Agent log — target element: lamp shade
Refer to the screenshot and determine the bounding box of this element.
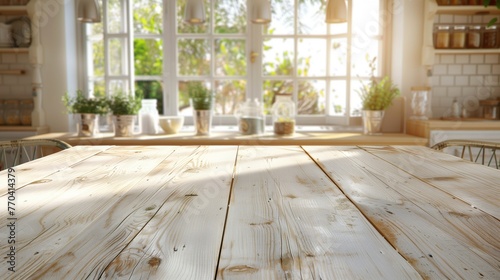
[325,0,347,24]
[184,0,206,24]
[78,0,101,23]
[252,0,271,24]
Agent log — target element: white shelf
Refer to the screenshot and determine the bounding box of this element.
[0,5,27,15]
[436,5,500,15]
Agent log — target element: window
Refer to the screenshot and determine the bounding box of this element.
[81,0,388,126]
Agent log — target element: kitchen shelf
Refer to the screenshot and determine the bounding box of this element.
[0,69,25,75]
[0,5,27,15]
[422,0,500,66]
[0,47,29,53]
[435,5,500,15]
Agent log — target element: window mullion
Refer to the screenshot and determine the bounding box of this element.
[164,0,177,115]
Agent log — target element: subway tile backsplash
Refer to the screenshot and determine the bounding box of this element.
[0,52,32,100]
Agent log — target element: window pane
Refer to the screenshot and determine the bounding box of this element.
[351,40,380,77]
[353,0,381,37]
[178,39,211,76]
[109,80,128,95]
[178,80,211,115]
[107,0,125,33]
[263,38,294,77]
[263,80,293,114]
[264,0,294,35]
[133,0,163,34]
[134,38,163,75]
[177,0,210,34]
[215,39,246,77]
[329,80,347,116]
[89,39,104,77]
[214,80,246,115]
[330,38,347,76]
[135,81,163,114]
[350,79,367,117]
[298,0,326,35]
[109,38,127,76]
[214,0,246,34]
[89,79,105,97]
[298,80,325,115]
[297,39,326,77]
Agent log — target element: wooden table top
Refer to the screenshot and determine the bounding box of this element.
[1,145,498,279]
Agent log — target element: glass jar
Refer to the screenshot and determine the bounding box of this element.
[467,25,482,48]
[479,99,499,120]
[434,25,450,49]
[483,25,498,48]
[410,86,430,120]
[236,98,265,135]
[4,99,20,125]
[468,0,481,4]
[450,0,464,4]
[139,99,160,135]
[20,98,33,125]
[437,0,450,5]
[451,25,467,48]
[272,94,295,135]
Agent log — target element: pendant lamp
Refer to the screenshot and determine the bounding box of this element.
[325,0,347,24]
[184,0,206,24]
[252,0,271,24]
[78,0,101,23]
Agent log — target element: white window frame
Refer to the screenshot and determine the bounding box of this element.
[79,0,391,127]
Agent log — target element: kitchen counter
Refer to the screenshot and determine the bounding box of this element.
[406,118,500,139]
[26,130,428,146]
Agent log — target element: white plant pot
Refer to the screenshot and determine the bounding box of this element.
[113,115,136,137]
[77,113,99,137]
[193,110,212,135]
[362,110,385,135]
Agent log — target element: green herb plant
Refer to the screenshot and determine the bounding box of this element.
[108,92,142,115]
[63,90,109,115]
[358,57,400,111]
[484,0,500,26]
[187,82,214,110]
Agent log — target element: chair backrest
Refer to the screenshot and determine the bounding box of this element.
[431,140,500,169]
[0,139,72,171]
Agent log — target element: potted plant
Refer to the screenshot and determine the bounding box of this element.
[358,57,400,135]
[62,90,109,137]
[188,81,214,135]
[107,92,142,137]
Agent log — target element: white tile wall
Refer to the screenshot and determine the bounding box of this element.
[431,14,500,118]
[0,52,32,100]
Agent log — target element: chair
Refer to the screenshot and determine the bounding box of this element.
[0,139,72,171]
[431,140,500,169]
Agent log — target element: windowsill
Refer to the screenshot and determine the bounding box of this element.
[26,125,428,146]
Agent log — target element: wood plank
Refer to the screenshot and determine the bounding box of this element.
[303,145,500,280]
[369,145,500,219]
[217,146,421,279]
[100,146,237,279]
[0,145,112,195]
[0,146,177,279]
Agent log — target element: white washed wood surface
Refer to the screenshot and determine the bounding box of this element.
[101,146,237,279]
[376,145,500,219]
[0,146,178,279]
[217,146,421,279]
[0,145,112,195]
[303,145,500,280]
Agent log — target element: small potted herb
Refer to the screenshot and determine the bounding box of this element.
[358,57,400,135]
[107,92,142,137]
[62,90,109,137]
[187,81,214,135]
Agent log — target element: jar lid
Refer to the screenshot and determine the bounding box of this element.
[4,99,19,105]
[479,99,500,106]
[411,86,431,91]
[469,25,481,30]
[20,98,33,104]
[485,25,498,30]
[436,25,450,30]
[453,25,466,30]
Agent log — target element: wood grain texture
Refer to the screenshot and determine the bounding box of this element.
[217,146,421,279]
[303,145,500,280]
[381,145,500,219]
[0,146,177,279]
[101,146,237,279]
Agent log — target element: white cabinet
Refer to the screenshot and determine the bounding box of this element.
[422,0,500,66]
[0,1,46,130]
